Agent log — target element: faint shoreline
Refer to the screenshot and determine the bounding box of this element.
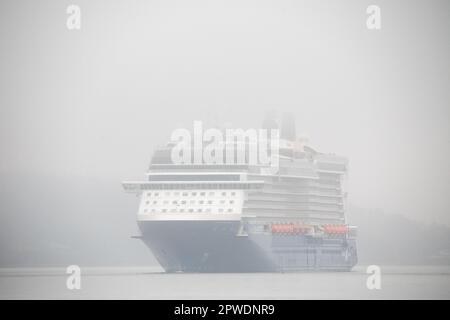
[1,265,450,277]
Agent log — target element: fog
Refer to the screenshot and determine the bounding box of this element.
[0,0,449,267]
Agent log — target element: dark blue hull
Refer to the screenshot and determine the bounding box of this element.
[138,221,357,272]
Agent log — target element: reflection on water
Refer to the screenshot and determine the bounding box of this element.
[1,266,449,299]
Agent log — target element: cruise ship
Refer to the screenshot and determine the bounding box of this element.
[123,113,357,272]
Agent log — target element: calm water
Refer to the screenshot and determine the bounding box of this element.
[1,266,449,299]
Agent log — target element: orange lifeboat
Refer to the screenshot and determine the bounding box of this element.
[271,223,311,234]
[322,224,348,234]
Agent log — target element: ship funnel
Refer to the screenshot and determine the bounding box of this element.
[280,112,296,141]
[262,111,278,131]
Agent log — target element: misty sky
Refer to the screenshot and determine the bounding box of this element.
[0,0,449,226]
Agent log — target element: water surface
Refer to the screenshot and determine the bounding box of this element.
[1,266,449,299]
